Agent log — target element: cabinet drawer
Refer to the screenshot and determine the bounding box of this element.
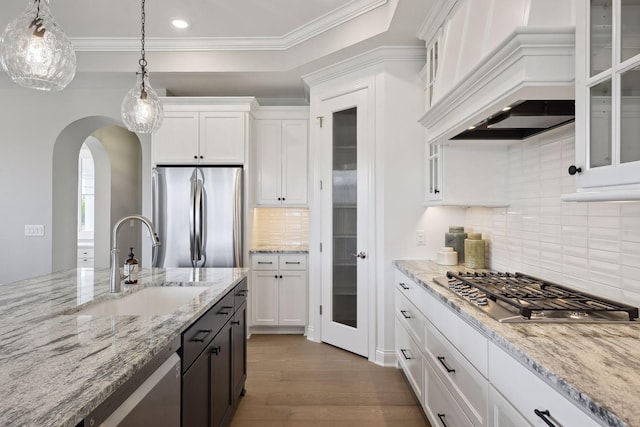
[395,318,423,401]
[182,290,235,372]
[251,255,278,270]
[395,288,424,347]
[489,385,532,427]
[279,254,307,270]
[424,357,474,427]
[423,287,488,377]
[488,342,600,427]
[425,320,488,426]
[233,278,248,312]
[395,271,425,316]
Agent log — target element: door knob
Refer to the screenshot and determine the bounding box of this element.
[352,251,367,259]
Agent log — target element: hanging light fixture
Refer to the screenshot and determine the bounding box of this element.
[0,0,77,91]
[121,0,163,134]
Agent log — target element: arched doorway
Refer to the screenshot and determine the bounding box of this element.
[52,117,144,272]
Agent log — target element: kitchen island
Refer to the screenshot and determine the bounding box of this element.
[394,260,640,427]
[0,267,248,427]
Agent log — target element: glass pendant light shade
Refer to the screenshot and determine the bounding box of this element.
[121,71,164,133]
[0,0,77,91]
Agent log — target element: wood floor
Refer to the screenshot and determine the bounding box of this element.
[231,334,430,427]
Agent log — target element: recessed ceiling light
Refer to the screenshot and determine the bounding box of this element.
[171,19,189,29]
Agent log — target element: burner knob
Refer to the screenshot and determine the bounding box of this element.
[476,297,488,306]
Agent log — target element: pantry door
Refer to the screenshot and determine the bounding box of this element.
[319,87,371,358]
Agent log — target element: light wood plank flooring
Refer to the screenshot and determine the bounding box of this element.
[231,334,430,427]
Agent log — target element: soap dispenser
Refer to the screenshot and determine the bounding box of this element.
[124,247,139,284]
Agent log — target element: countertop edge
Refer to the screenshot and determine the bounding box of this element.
[393,260,627,427]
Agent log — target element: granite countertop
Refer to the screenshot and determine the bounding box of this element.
[394,260,640,427]
[0,266,248,427]
[249,245,309,254]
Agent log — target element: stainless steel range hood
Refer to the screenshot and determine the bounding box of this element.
[451,100,575,140]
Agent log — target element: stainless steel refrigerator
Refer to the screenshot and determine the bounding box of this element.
[152,166,243,268]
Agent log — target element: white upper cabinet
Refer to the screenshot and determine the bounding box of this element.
[563,0,640,201]
[152,98,257,166]
[254,108,308,206]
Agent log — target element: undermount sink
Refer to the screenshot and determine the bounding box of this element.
[71,286,210,316]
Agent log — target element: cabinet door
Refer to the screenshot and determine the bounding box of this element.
[152,111,199,165]
[255,120,283,204]
[489,386,532,427]
[278,270,307,325]
[232,302,247,403]
[425,142,442,202]
[182,345,210,427]
[281,120,308,205]
[251,271,279,325]
[200,112,246,164]
[211,322,233,427]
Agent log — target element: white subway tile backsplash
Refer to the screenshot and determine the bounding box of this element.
[461,126,640,303]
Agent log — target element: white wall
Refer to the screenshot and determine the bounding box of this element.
[0,75,150,284]
[456,123,640,306]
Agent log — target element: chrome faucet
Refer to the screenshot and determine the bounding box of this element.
[110,215,161,293]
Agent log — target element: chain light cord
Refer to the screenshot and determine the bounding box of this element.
[139,0,148,98]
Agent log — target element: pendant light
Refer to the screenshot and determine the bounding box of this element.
[0,0,76,91]
[121,0,163,134]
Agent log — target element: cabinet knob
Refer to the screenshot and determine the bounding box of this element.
[193,155,198,159]
[277,197,282,201]
[434,189,440,194]
[568,165,582,175]
[200,155,203,159]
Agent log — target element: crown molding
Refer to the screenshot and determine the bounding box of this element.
[71,0,388,52]
[301,46,426,88]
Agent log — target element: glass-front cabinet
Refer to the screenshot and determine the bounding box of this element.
[569,0,640,198]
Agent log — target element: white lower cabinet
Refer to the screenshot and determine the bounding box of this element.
[394,268,605,427]
[488,386,531,427]
[251,254,308,327]
[424,356,474,427]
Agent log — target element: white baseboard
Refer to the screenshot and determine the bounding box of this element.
[250,325,306,335]
[375,347,398,367]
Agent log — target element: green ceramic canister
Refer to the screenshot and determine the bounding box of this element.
[445,226,467,262]
[464,233,485,269]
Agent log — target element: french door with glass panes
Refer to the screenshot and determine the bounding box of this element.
[318,87,371,358]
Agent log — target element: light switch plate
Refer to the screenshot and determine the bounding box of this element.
[416,230,425,246]
[25,225,45,237]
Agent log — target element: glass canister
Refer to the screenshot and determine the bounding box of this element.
[445,226,467,263]
[464,233,485,269]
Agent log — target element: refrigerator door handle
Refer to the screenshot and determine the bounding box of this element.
[151,168,160,267]
[189,174,197,265]
[195,177,204,264]
[232,169,243,267]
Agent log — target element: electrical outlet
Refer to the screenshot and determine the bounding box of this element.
[416,230,425,246]
[25,225,45,237]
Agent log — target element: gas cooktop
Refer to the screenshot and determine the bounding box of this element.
[434,271,639,323]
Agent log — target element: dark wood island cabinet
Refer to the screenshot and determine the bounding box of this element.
[182,278,248,427]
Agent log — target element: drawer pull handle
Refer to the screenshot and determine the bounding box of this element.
[257,261,273,264]
[231,320,240,325]
[191,329,212,343]
[235,290,247,296]
[400,349,412,360]
[285,261,301,264]
[437,356,456,373]
[399,283,410,290]
[437,413,448,427]
[400,310,411,319]
[534,409,557,427]
[218,307,232,315]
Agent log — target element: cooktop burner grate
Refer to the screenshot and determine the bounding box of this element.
[446,271,639,321]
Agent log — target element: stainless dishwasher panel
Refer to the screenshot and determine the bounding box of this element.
[101,352,181,427]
